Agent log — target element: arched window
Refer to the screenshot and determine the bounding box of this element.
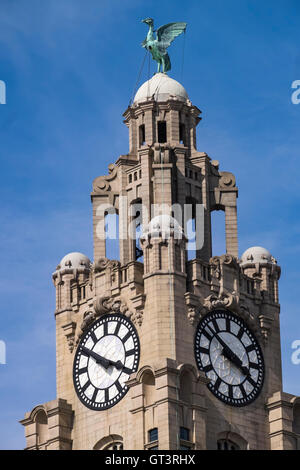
[35,409,48,449]
[93,434,123,450]
[217,439,240,450]
[217,431,248,450]
[142,370,156,407]
[211,208,226,256]
[105,211,120,260]
[130,199,143,262]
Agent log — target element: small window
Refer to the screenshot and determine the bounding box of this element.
[148,428,158,443]
[139,124,145,146]
[129,174,132,183]
[217,439,240,451]
[180,427,190,441]
[179,123,186,145]
[157,121,167,143]
[139,169,142,179]
[134,172,137,181]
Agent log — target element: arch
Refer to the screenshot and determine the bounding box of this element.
[105,208,120,261]
[142,370,156,407]
[129,198,143,262]
[93,434,123,450]
[211,208,226,256]
[217,431,248,450]
[35,409,48,447]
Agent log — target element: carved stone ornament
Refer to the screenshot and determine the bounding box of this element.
[219,171,236,188]
[62,322,77,353]
[204,290,239,312]
[94,257,120,273]
[76,296,143,344]
[93,164,118,192]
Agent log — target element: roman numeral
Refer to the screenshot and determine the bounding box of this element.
[105,388,109,403]
[228,385,233,399]
[226,318,231,332]
[249,362,260,370]
[203,364,213,373]
[103,321,108,336]
[125,349,135,357]
[122,367,133,375]
[78,367,88,375]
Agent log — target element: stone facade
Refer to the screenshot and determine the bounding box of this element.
[21,74,299,450]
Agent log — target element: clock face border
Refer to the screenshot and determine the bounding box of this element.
[194,309,265,407]
[73,313,140,411]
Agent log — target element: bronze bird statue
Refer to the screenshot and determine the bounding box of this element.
[141,18,187,74]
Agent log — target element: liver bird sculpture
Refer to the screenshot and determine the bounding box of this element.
[141,18,187,74]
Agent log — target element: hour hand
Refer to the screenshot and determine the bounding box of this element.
[221,346,249,376]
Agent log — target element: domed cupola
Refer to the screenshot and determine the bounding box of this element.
[133,73,189,104]
[123,73,201,157]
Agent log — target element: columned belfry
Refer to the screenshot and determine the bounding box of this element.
[21,69,299,450]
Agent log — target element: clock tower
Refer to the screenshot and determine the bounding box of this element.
[21,72,300,450]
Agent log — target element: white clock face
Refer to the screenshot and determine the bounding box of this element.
[194,310,264,407]
[73,314,140,410]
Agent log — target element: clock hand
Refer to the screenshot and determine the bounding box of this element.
[221,347,249,376]
[206,324,249,376]
[82,346,124,370]
[81,346,110,369]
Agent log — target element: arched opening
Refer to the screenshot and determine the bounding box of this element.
[211,208,226,257]
[142,370,156,407]
[35,409,48,448]
[216,431,248,450]
[130,199,143,262]
[185,197,196,260]
[157,121,167,143]
[179,370,192,404]
[105,210,120,260]
[93,434,123,450]
[139,124,146,147]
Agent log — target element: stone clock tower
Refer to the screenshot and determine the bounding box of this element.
[21,73,300,450]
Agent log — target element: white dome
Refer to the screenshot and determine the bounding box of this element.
[142,215,184,239]
[134,73,189,104]
[57,252,91,271]
[240,246,276,266]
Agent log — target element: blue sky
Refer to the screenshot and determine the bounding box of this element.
[0,0,299,449]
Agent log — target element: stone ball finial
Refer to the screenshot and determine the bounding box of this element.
[141,214,184,240]
[55,252,91,272]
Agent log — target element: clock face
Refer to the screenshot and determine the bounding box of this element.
[194,310,264,407]
[73,313,140,410]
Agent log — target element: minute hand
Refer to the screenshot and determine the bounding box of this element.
[206,324,249,375]
[81,346,124,370]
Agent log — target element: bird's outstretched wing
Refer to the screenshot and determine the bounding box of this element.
[156,22,187,49]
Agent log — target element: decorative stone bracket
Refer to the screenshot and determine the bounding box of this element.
[62,322,77,353]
